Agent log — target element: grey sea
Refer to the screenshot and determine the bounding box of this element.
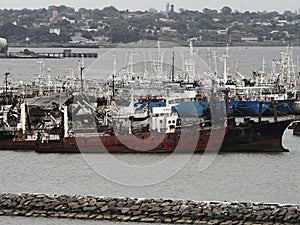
[0,46,300,224]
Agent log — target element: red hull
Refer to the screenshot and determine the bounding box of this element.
[0,139,36,151]
[36,127,225,153]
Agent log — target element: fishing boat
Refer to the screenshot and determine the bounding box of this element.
[0,86,293,153]
[210,44,299,118]
[34,90,293,153]
[0,92,73,150]
[34,117,292,153]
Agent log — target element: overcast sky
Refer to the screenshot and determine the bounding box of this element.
[0,0,299,13]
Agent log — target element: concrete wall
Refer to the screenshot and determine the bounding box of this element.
[0,193,299,224]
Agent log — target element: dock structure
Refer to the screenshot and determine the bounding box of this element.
[37,52,98,58]
[3,49,98,59]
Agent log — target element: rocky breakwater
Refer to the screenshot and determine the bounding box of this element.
[0,193,299,224]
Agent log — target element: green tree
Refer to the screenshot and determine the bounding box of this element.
[221,6,232,16]
[109,19,129,43]
[102,6,120,17]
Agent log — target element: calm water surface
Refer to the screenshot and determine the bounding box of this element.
[0,128,299,203]
[0,46,300,224]
[1,45,300,83]
[0,129,299,225]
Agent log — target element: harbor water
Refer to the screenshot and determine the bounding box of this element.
[0,46,300,224]
[0,128,300,224]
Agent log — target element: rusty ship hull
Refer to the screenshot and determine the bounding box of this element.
[0,131,37,151]
[0,139,36,151]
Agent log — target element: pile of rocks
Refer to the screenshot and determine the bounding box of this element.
[0,193,299,224]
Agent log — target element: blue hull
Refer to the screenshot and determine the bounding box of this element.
[264,99,296,115]
[174,101,210,117]
[230,100,269,116]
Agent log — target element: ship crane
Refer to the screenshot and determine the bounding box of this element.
[233,59,246,82]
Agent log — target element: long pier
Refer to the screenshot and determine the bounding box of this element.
[3,50,98,59]
[38,52,98,58]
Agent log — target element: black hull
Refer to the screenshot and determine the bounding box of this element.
[221,119,292,152]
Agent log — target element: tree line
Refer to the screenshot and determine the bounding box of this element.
[0,5,299,45]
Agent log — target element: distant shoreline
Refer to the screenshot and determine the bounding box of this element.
[7,41,300,49]
[9,41,300,48]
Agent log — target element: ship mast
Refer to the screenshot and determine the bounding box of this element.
[184,40,196,82]
[47,67,51,96]
[37,61,43,96]
[153,41,164,81]
[112,54,116,97]
[4,71,10,97]
[80,55,85,94]
[222,43,229,83]
[171,51,175,82]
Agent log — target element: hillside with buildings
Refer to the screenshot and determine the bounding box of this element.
[0,4,300,47]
